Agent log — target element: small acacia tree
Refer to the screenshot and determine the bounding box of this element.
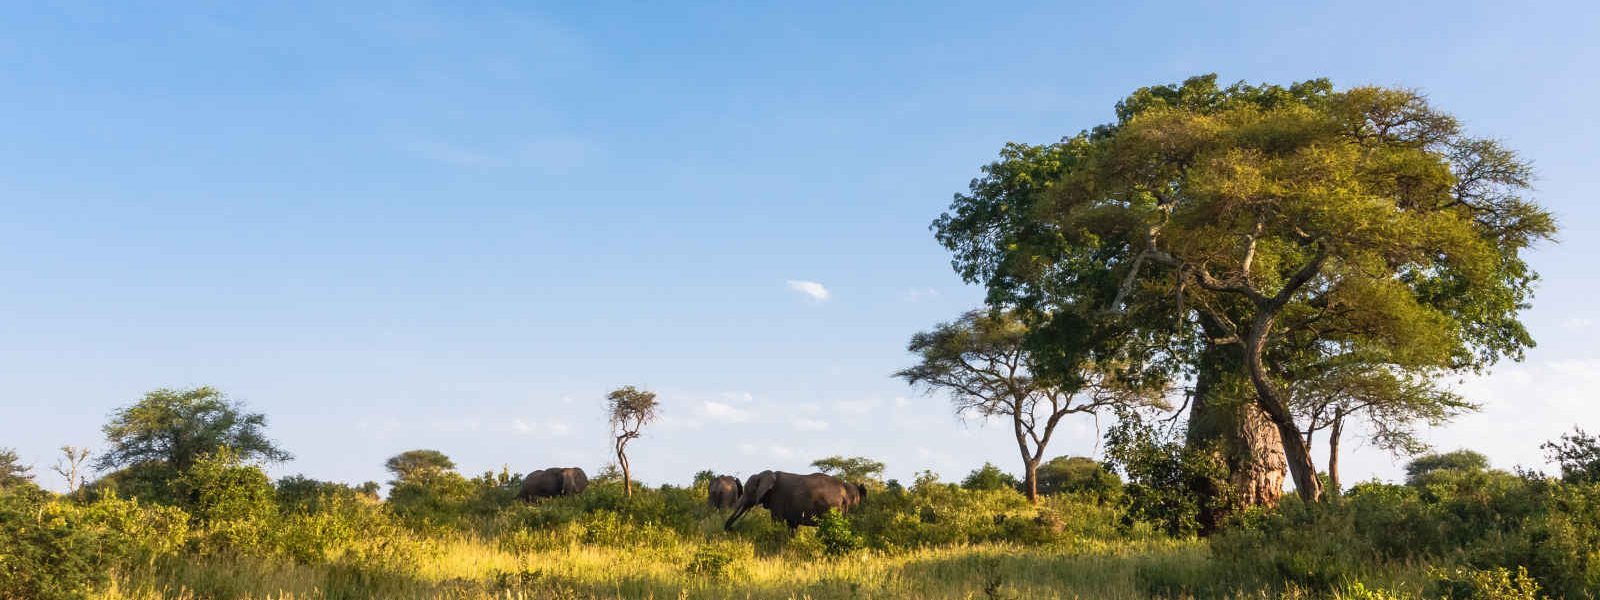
[605,385,658,497]
[897,309,1162,502]
[96,386,290,473]
[810,455,887,486]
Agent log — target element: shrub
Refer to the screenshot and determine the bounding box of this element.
[1104,418,1227,537]
[0,487,104,600]
[176,450,280,552]
[961,463,1020,492]
[685,541,752,579]
[817,508,862,556]
[1431,566,1542,600]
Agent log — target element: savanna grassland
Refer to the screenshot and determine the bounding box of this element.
[5,430,1600,600]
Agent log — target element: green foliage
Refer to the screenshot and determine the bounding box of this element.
[810,455,887,485]
[1104,416,1228,537]
[685,541,752,579]
[178,449,280,551]
[82,461,182,505]
[1431,566,1542,600]
[96,386,290,472]
[961,462,1020,492]
[1406,450,1491,486]
[0,486,103,600]
[816,508,863,556]
[933,75,1555,502]
[0,448,34,489]
[1543,428,1600,485]
[384,449,457,481]
[1036,456,1124,502]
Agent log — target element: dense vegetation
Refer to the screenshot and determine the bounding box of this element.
[4,402,1598,599]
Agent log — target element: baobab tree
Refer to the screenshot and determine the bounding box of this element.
[605,385,658,497]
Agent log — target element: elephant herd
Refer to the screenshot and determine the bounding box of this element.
[515,467,867,530]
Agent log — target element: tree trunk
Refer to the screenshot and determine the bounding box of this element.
[1023,458,1040,503]
[1327,414,1343,497]
[616,438,633,497]
[1187,336,1287,533]
[1243,317,1323,503]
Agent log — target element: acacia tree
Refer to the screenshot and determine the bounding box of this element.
[810,455,886,485]
[605,385,658,497]
[934,76,1553,503]
[897,310,1162,502]
[0,448,33,488]
[1287,361,1472,493]
[97,387,291,472]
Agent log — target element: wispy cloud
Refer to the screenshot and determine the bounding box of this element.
[700,400,754,423]
[406,137,594,173]
[792,418,829,431]
[786,280,831,301]
[904,288,940,302]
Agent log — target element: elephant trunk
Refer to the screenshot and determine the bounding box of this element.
[723,504,747,531]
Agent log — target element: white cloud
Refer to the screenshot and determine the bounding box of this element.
[786,280,831,301]
[701,400,754,423]
[1562,316,1594,329]
[510,418,572,437]
[904,288,940,302]
[793,418,830,431]
[831,398,880,415]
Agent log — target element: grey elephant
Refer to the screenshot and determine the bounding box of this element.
[723,470,866,530]
[517,467,589,500]
[706,475,743,510]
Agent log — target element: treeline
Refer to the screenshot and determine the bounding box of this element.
[4,385,1600,598]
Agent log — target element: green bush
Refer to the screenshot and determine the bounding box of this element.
[177,450,280,552]
[685,541,752,579]
[0,487,105,600]
[816,508,862,556]
[1431,566,1542,600]
[961,462,1020,492]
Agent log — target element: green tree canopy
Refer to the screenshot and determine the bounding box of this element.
[810,455,886,485]
[960,462,1020,491]
[384,449,457,484]
[606,385,659,497]
[0,448,34,489]
[897,309,1161,502]
[1542,428,1600,485]
[96,387,290,472]
[1405,449,1490,486]
[932,75,1554,502]
[1036,456,1123,501]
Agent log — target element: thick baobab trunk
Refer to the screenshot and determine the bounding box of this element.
[1187,339,1287,533]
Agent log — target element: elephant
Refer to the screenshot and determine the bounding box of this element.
[723,470,866,531]
[517,467,588,500]
[706,475,743,510]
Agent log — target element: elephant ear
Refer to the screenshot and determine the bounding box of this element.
[746,471,777,504]
[734,477,744,498]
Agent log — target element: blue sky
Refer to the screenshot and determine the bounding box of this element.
[3,1,1597,491]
